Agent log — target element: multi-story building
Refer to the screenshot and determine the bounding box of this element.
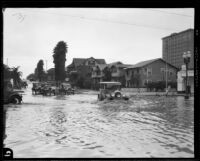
[162,28,194,70]
[125,58,178,88]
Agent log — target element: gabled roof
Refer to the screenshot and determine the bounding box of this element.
[94,59,106,64]
[108,61,123,66]
[108,61,132,68]
[125,58,178,70]
[67,57,106,68]
[97,64,107,70]
[117,64,133,68]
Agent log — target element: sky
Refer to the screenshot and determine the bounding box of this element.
[3,8,194,78]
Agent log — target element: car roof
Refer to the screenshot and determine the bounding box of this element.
[100,82,121,85]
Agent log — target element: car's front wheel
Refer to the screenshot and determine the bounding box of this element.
[115,92,122,98]
[10,95,22,104]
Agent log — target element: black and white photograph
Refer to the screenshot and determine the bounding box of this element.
[3,8,195,158]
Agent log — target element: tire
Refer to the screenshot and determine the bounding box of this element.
[98,94,104,101]
[10,95,22,104]
[115,92,122,98]
[124,97,129,100]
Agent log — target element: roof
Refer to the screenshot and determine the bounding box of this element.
[125,58,178,70]
[117,64,133,68]
[162,28,194,39]
[67,57,106,68]
[97,64,107,70]
[125,58,160,69]
[108,61,132,68]
[108,61,123,66]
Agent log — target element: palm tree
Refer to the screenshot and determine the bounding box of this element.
[36,60,45,82]
[53,41,67,83]
[11,66,22,89]
[3,64,12,79]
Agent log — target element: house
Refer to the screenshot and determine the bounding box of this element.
[125,58,178,88]
[67,57,106,74]
[91,61,132,89]
[108,62,132,86]
[46,68,55,81]
[66,57,106,88]
[91,64,107,89]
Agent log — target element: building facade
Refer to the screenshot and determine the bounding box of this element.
[66,57,106,88]
[109,62,131,86]
[91,64,107,89]
[162,28,194,70]
[125,58,178,88]
[91,61,131,89]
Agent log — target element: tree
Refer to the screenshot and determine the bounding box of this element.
[130,73,140,87]
[26,73,36,81]
[102,67,112,81]
[10,66,22,88]
[3,64,12,79]
[36,60,45,82]
[53,41,67,82]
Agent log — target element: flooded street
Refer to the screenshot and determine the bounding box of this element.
[4,84,194,158]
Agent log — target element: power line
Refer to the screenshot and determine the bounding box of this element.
[20,9,184,31]
[145,9,193,18]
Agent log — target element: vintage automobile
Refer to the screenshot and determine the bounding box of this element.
[98,82,129,101]
[4,80,23,104]
[60,83,75,95]
[32,82,42,95]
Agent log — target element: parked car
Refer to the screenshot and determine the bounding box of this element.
[98,82,129,101]
[4,80,22,104]
[32,82,42,95]
[4,90,23,104]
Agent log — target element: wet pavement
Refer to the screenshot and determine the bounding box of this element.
[3,84,194,158]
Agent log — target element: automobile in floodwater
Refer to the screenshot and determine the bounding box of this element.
[4,80,23,104]
[98,82,129,101]
[61,83,75,95]
[32,82,74,95]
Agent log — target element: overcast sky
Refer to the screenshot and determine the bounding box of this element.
[3,8,194,78]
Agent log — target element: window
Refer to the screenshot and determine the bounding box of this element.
[147,68,152,75]
[112,66,117,73]
[143,68,147,74]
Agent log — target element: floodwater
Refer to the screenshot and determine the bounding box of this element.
[3,84,194,158]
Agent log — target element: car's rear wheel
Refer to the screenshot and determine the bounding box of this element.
[98,94,104,101]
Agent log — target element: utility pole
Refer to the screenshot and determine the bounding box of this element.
[165,56,168,92]
[45,60,47,72]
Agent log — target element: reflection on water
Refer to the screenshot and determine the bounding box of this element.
[4,86,194,158]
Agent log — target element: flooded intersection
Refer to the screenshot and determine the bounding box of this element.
[4,85,194,158]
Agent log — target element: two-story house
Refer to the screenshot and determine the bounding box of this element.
[125,58,178,88]
[66,57,106,88]
[109,62,132,86]
[91,61,132,89]
[91,64,107,89]
[67,57,106,73]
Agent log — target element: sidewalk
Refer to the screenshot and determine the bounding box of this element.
[121,90,194,97]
